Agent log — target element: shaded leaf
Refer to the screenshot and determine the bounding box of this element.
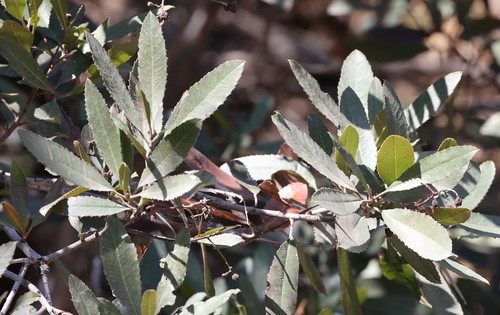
[138,12,166,134]
[0,241,17,276]
[437,138,457,151]
[313,188,361,215]
[50,0,68,29]
[461,160,495,211]
[405,72,462,132]
[139,171,213,201]
[226,159,260,200]
[106,12,148,41]
[179,289,240,315]
[164,60,245,136]
[308,114,333,155]
[367,77,384,125]
[18,130,113,191]
[85,80,123,177]
[34,100,62,124]
[68,196,129,217]
[39,185,88,216]
[297,246,327,294]
[86,32,142,132]
[201,243,215,297]
[0,37,52,91]
[289,60,338,125]
[337,248,363,315]
[141,290,156,315]
[335,213,370,253]
[0,20,34,50]
[10,160,28,226]
[68,274,100,315]
[100,217,141,315]
[1,202,24,233]
[383,81,413,140]
[272,112,356,191]
[431,207,471,225]
[389,234,440,284]
[139,120,200,186]
[312,222,336,250]
[339,88,377,170]
[265,239,299,315]
[382,209,452,260]
[416,271,464,315]
[387,146,478,192]
[377,135,414,186]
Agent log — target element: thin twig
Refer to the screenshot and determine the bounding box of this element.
[0,264,29,315]
[195,192,336,222]
[43,227,106,263]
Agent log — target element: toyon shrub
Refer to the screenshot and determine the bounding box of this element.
[0,2,497,315]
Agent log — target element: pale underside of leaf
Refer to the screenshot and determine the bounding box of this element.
[335,213,370,253]
[313,188,361,215]
[68,196,129,217]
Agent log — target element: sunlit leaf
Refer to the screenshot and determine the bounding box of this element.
[68,196,129,217]
[100,217,141,315]
[377,135,414,186]
[437,138,457,151]
[0,20,34,50]
[405,72,462,132]
[139,12,166,134]
[461,160,495,211]
[68,274,100,315]
[265,239,299,315]
[34,100,62,124]
[334,125,359,174]
[313,188,361,215]
[289,60,338,125]
[431,207,471,225]
[338,49,373,111]
[272,112,356,191]
[383,209,452,260]
[163,60,245,136]
[4,0,26,21]
[460,213,500,238]
[0,241,17,276]
[368,77,383,125]
[139,171,213,201]
[19,130,113,191]
[141,290,156,315]
[440,257,489,285]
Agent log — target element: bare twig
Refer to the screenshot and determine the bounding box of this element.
[0,264,29,315]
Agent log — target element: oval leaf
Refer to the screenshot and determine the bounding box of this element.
[437,138,457,151]
[265,239,299,315]
[382,209,452,260]
[18,130,113,191]
[68,196,129,217]
[141,290,157,315]
[313,188,361,215]
[163,60,245,136]
[431,207,471,225]
[334,125,359,174]
[100,217,141,315]
[377,135,414,186]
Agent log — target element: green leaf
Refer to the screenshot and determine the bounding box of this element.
[0,37,52,91]
[34,100,62,124]
[297,246,327,295]
[84,80,123,177]
[27,0,42,27]
[18,130,113,191]
[388,235,440,284]
[180,289,241,314]
[5,0,26,22]
[265,239,299,315]
[386,146,478,192]
[141,290,156,315]
[156,229,190,313]
[289,60,339,125]
[138,12,166,134]
[163,60,245,136]
[201,244,215,296]
[337,248,363,315]
[139,120,201,186]
[382,209,452,260]
[1,202,24,234]
[272,112,356,191]
[139,171,213,201]
[335,213,370,253]
[338,49,373,111]
[0,241,17,276]
[10,160,28,227]
[437,138,457,151]
[461,160,495,211]
[50,0,68,29]
[431,207,471,225]
[405,72,462,132]
[415,271,464,315]
[377,135,414,186]
[0,20,34,50]
[39,185,88,216]
[100,217,141,315]
[313,188,361,215]
[383,81,413,140]
[460,213,500,238]
[68,274,100,315]
[379,243,421,298]
[334,125,359,174]
[86,32,142,133]
[88,37,139,77]
[367,77,383,125]
[68,196,129,217]
[308,114,333,156]
[196,233,244,248]
[339,88,377,170]
[118,163,131,192]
